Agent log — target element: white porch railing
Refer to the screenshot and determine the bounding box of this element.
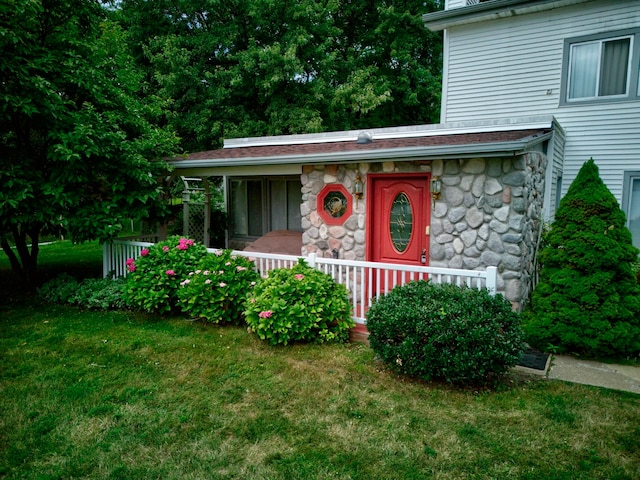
[104,240,498,325]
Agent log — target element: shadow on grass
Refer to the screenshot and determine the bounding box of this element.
[0,240,103,305]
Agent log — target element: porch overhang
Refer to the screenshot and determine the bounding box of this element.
[422,0,595,31]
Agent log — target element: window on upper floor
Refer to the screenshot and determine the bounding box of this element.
[562,29,640,105]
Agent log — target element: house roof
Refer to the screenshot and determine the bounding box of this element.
[168,118,554,170]
[422,0,595,31]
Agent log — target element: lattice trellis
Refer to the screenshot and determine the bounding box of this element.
[181,177,210,246]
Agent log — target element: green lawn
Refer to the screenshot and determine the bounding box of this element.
[1,242,639,479]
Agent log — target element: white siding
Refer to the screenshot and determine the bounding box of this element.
[543,119,566,221]
[443,0,640,206]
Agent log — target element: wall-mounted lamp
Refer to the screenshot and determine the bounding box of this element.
[431,176,442,207]
[354,174,364,207]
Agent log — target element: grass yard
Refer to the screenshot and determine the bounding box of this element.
[1,242,639,479]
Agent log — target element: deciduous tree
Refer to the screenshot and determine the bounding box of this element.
[116,0,443,152]
[0,0,179,283]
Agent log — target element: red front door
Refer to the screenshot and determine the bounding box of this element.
[367,174,431,266]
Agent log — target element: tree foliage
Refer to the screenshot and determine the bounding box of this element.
[115,0,443,151]
[525,159,640,357]
[0,0,179,283]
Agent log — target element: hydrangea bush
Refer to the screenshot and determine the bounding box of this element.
[244,260,353,345]
[177,249,259,324]
[123,236,207,314]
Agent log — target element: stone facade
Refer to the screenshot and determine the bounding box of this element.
[300,152,547,309]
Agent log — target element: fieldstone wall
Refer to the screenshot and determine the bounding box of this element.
[301,163,370,260]
[300,153,547,309]
[430,153,546,309]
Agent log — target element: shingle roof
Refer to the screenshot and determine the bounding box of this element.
[169,128,550,168]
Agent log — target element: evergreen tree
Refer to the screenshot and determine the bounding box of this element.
[525,159,640,357]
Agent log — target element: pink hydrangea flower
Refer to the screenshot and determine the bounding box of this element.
[219,282,227,288]
[178,237,193,250]
[180,279,191,286]
[236,266,247,271]
[126,258,136,272]
[205,279,212,285]
[294,274,304,280]
[140,248,150,257]
[163,246,170,252]
[166,269,176,276]
[177,237,195,250]
[258,310,272,319]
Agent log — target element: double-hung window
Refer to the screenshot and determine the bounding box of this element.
[562,29,640,104]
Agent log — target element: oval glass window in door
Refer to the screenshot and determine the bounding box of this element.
[390,192,413,252]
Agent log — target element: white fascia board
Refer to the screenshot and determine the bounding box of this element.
[223,115,554,149]
[169,131,553,170]
[423,0,594,31]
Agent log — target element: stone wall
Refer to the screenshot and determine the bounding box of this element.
[430,153,547,309]
[299,153,547,309]
[301,163,370,260]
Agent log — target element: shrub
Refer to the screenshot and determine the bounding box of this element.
[38,273,79,304]
[123,236,207,314]
[38,274,127,310]
[70,277,128,310]
[244,260,353,345]
[525,159,640,357]
[177,249,259,324]
[367,281,524,387]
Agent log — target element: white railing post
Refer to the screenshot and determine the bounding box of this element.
[307,252,317,268]
[485,266,498,295]
[102,242,111,278]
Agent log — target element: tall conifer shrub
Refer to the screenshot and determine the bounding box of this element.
[525,159,640,357]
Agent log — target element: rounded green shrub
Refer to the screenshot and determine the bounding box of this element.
[367,281,524,387]
[244,260,353,345]
[177,249,260,324]
[525,159,640,357]
[123,236,207,314]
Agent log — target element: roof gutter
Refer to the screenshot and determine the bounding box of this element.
[422,0,594,31]
[168,132,552,170]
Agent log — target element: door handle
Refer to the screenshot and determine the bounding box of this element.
[420,249,427,264]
